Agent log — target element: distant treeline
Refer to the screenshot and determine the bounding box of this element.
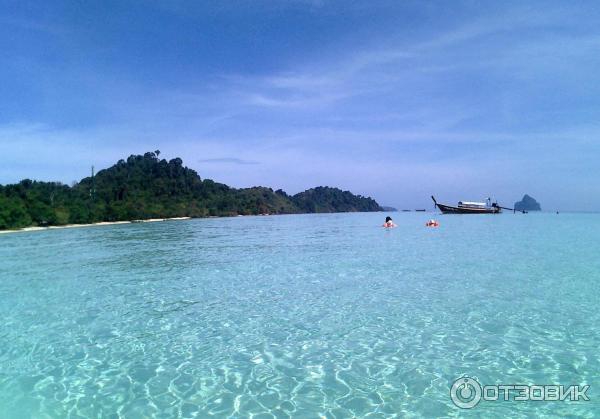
[0,151,382,229]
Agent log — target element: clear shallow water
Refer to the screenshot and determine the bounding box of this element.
[1,212,599,418]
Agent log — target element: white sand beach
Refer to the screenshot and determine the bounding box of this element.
[0,217,192,235]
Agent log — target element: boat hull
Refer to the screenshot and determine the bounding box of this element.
[435,203,501,214]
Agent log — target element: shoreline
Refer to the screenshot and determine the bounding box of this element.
[0,217,192,235]
[0,211,393,236]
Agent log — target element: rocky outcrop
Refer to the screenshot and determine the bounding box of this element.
[514,194,541,211]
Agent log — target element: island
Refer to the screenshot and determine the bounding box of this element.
[0,151,383,230]
[514,194,541,212]
[381,206,398,212]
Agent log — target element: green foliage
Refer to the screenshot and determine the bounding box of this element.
[0,152,382,230]
[292,186,382,213]
[0,194,32,229]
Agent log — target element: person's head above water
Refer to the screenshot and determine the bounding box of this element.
[385,216,392,222]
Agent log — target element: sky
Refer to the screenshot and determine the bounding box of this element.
[1,0,599,211]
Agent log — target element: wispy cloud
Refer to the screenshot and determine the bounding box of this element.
[198,157,260,165]
[2,2,600,210]
[0,16,66,35]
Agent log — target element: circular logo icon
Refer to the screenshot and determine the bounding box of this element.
[450,377,482,409]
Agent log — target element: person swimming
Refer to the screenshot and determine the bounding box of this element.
[382,216,397,228]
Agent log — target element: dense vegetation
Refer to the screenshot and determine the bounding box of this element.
[0,151,382,230]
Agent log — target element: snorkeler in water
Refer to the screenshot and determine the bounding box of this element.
[382,216,397,228]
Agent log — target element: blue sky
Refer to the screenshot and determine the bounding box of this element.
[1,0,599,210]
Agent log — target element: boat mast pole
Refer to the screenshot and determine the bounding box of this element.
[90,165,95,202]
[496,205,526,214]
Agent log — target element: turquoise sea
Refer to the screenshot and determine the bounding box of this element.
[1,212,599,418]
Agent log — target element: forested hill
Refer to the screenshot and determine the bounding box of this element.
[291,186,381,213]
[0,151,382,229]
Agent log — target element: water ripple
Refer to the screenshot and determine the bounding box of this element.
[0,213,599,417]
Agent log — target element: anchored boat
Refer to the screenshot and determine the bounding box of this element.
[431,196,501,214]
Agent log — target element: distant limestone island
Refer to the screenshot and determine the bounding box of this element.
[0,151,383,230]
[514,194,542,212]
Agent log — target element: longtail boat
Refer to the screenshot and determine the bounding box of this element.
[431,196,501,214]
